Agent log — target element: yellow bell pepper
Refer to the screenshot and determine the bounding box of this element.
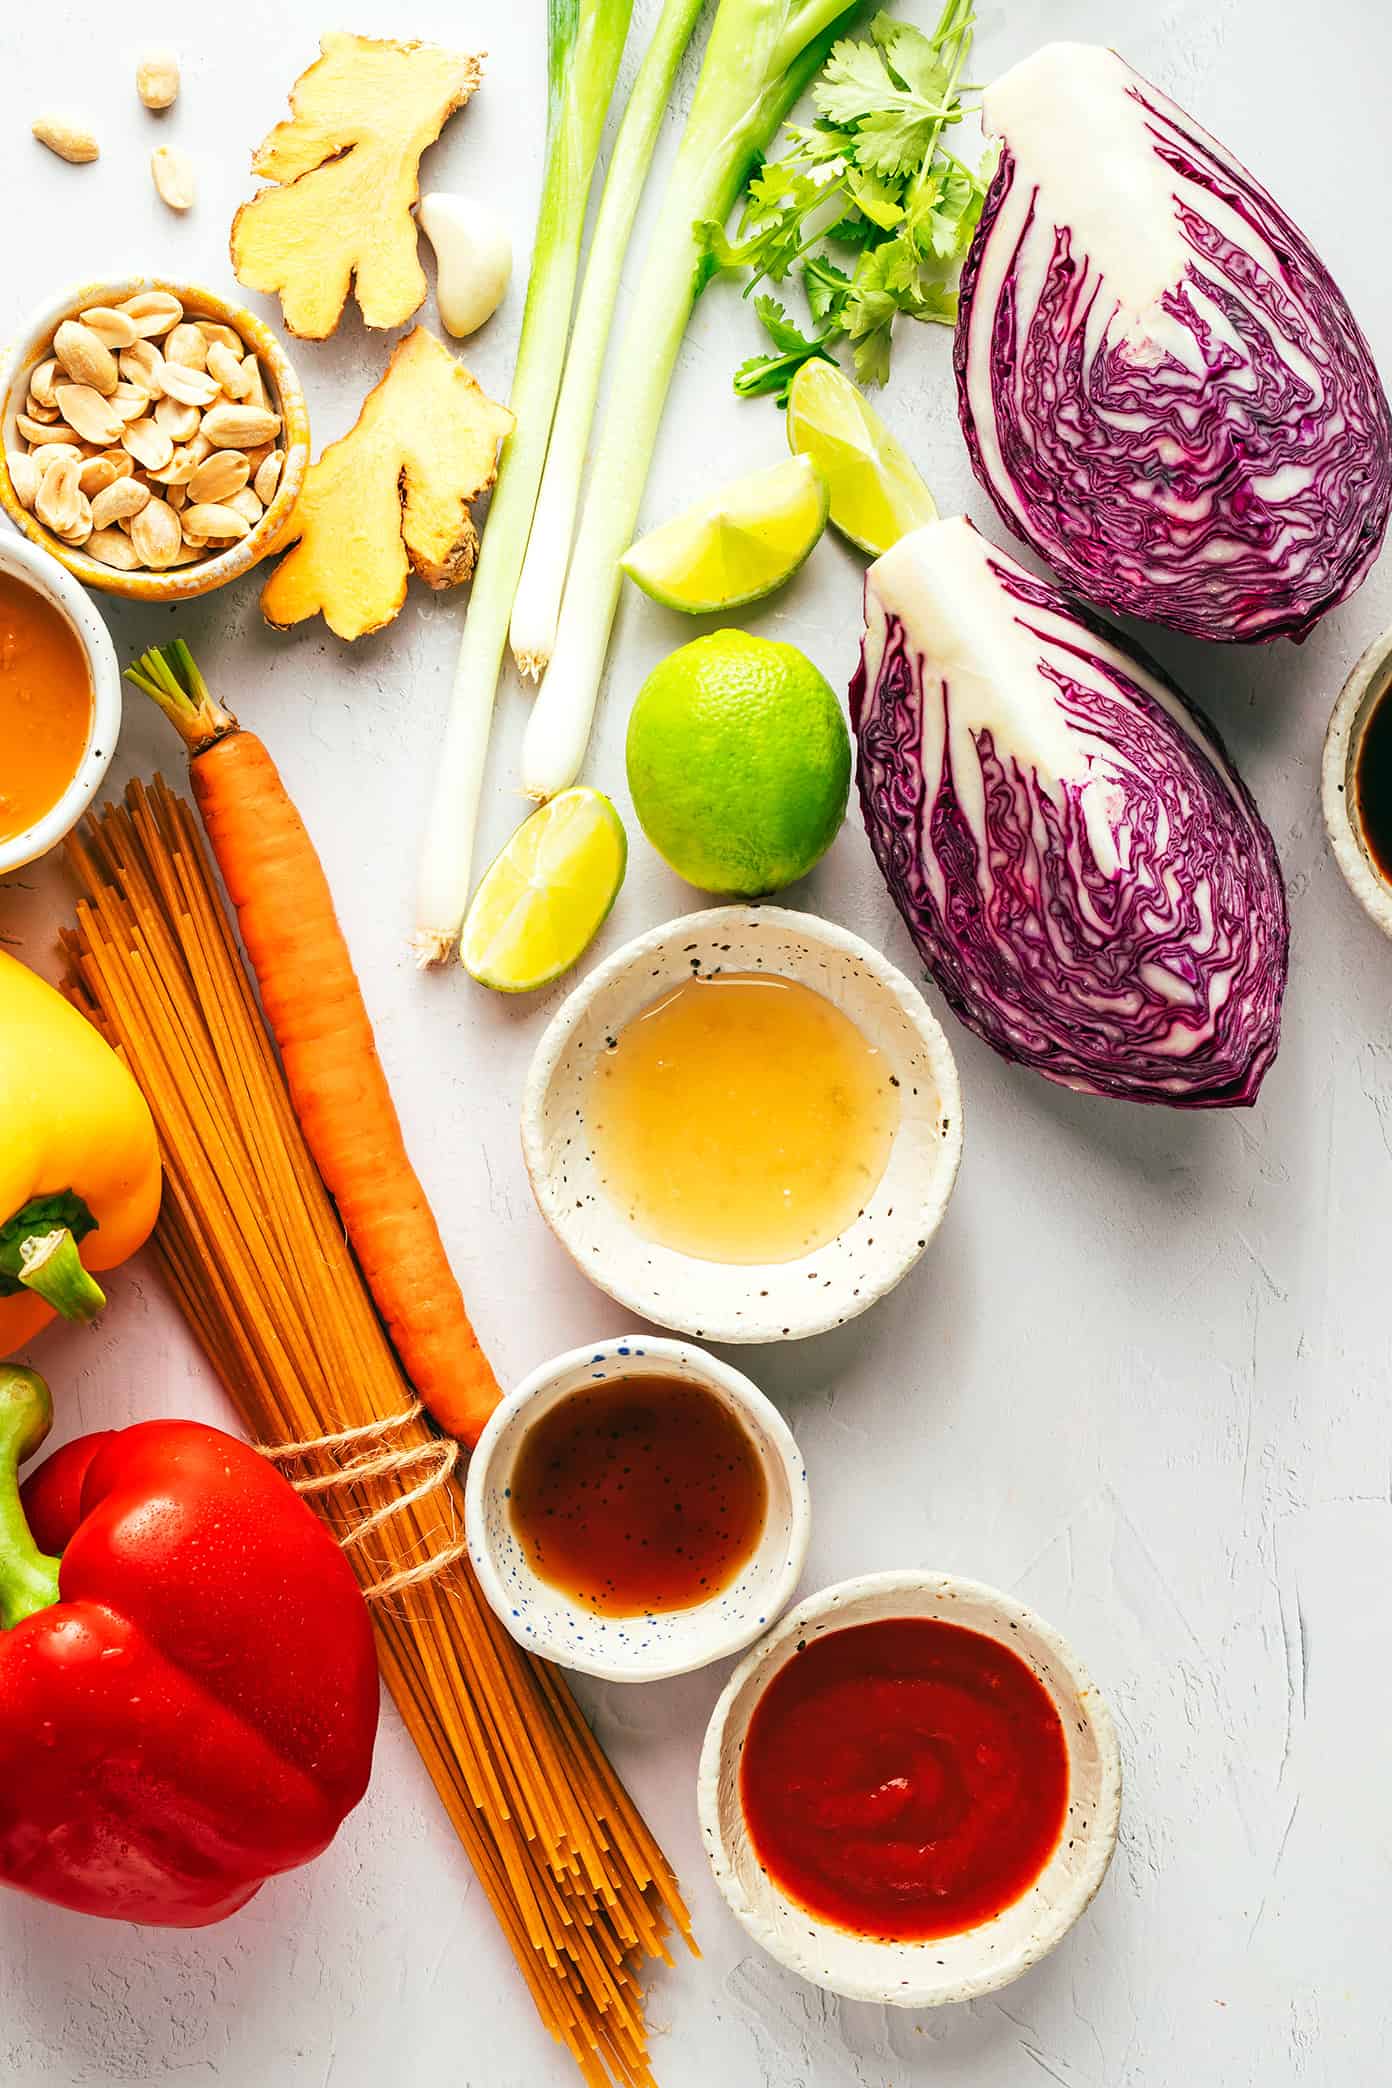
[0,951,161,1355]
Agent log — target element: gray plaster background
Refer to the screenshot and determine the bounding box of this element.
[1,1,1389,2082]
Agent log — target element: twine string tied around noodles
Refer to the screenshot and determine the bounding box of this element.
[256,1403,470,1600]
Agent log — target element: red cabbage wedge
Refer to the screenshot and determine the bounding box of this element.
[852,518,1289,1106]
[954,44,1392,644]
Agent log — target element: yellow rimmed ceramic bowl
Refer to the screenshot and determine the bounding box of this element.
[0,276,309,602]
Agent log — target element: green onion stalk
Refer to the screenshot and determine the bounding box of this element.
[414,0,634,967]
[520,0,868,807]
[509,0,708,683]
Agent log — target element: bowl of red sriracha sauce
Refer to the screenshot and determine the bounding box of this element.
[698,1569,1120,2005]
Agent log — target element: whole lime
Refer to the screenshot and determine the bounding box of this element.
[626,630,851,896]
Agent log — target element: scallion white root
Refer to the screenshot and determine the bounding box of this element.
[413,0,634,967]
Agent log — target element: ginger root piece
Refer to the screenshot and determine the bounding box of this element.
[261,327,513,641]
[230,34,483,340]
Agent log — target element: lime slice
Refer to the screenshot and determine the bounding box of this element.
[620,454,829,614]
[461,788,627,992]
[786,361,937,558]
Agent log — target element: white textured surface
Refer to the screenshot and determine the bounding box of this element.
[2,1,1391,2083]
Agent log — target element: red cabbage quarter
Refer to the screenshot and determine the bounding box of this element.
[955,43,1391,644]
[851,518,1289,1106]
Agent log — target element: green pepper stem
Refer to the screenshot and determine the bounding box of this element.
[17,1229,106,1324]
[0,1366,62,1630]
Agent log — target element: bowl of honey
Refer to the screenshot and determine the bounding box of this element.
[465,1336,811,1682]
[0,531,121,874]
[520,907,963,1345]
[698,1570,1121,2006]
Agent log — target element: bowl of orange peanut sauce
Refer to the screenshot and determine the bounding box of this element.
[0,531,120,874]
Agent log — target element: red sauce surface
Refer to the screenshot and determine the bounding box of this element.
[740,1617,1069,1940]
[509,1374,767,1617]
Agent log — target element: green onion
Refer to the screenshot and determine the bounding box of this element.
[509,0,708,684]
[520,0,866,807]
[414,0,634,967]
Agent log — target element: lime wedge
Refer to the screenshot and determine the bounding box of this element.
[786,361,937,558]
[461,788,627,992]
[620,454,829,614]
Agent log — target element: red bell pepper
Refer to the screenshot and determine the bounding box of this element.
[0,1364,379,1928]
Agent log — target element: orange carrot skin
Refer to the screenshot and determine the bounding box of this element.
[191,730,499,1446]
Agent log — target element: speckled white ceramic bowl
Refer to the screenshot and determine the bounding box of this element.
[465,1336,811,1683]
[698,1570,1122,2007]
[0,530,121,874]
[1322,623,1392,940]
[520,907,963,1345]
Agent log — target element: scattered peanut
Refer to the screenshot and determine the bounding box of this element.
[54,383,123,446]
[53,320,118,395]
[136,49,180,112]
[90,477,151,530]
[253,448,284,506]
[227,486,264,529]
[35,453,85,537]
[205,343,250,398]
[78,456,121,497]
[32,112,99,164]
[188,450,249,505]
[155,395,201,440]
[78,306,140,351]
[119,340,165,395]
[16,413,64,447]
[130,495,182,568]
[28,359,59,409]
[198,321,243,355]
[122,418,175,473]
[201,402,281,450]
[110,384,153,423]
[239,355,269,410]
[165,323,207,370]
[151,146,196,213]
[14,290,282,575]
[6,453,39,511]
[158,361,219,408]
[182,501,250,542]
[87,527,141,571]
[29,441,83,470]
[120,290,183,339]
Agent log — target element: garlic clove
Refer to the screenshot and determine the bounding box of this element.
[418,192,512,340]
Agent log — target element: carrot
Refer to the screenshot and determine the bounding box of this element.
[124,642,500,1447]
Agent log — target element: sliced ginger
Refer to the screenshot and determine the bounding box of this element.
[230,34,483,339]
[261,327,513,642]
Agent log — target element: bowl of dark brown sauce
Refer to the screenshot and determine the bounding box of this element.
[1323,626,1392,939]
[465,1336,811,1682]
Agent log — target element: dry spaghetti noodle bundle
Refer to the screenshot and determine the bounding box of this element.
[63,780,693,2088]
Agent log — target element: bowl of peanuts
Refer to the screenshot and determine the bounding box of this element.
[0,276,309,601]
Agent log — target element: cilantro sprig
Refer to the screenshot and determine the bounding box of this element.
[702,2,991,401]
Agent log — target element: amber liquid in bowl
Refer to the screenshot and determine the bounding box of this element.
[587,972,900,1264]
[0,572,93,847]
[508,1374,768,1617]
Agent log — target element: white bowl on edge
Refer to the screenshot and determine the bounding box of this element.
[1322,622,1392,940]
[0,530,120,874]
[698,1570,1122,2007]
[465,1335,811,1683]
[520,906,964,1344]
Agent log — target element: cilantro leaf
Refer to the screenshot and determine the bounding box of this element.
[733,294,840,407]
[803,253,852,326]
[711,1,986,399]
[815,14,957,178]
